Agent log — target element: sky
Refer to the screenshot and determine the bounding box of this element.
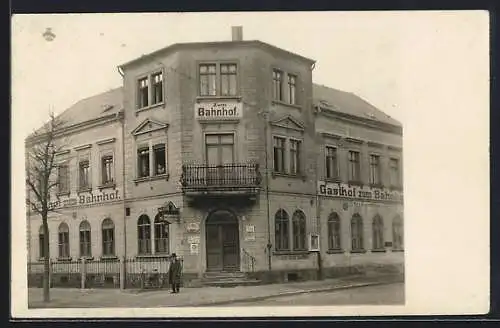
[12,12,412,136]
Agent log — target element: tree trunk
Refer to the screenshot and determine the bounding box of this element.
[42,216,50,302]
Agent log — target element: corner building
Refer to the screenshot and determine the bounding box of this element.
[27,27,404,284]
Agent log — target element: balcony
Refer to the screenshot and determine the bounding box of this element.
[180,163,262,198]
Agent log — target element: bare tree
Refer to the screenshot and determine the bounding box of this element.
[25,112,66,303]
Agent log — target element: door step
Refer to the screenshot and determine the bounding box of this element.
[201,271,262,287]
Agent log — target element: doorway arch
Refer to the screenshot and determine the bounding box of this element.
[205,210,240,272]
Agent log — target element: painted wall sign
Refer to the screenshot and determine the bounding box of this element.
[318,181,403,203]
[33,190,121,211]
[195,102,243,120]
[245,225,255,233]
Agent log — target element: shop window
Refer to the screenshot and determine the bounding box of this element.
[372,215,385,250]
[38,225,48,259]
[137,215,151,255]
[392,216,404,250]
[292,210,306,251]
[350,214,364,251]
[274,209,289,251]
[328,212,341,250]
[102,219,115,256]
[79,220,92,258]
[58,222,70,259]
[154,214,169,254]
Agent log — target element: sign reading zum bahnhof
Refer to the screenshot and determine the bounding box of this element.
[318,181,403,203]
[32,190,121,211]
[195,102,243,120]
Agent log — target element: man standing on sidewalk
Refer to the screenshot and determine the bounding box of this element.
[168,253,182,293]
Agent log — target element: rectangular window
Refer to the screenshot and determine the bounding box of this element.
[369,154,381,185]
[199,64,217,96]
[137,148,150,178]
[348,151,360,182]
[79,160,90,190]
[273,69,283,101]
[153,144,166,175]
[389,158,400,186]
[289,139,301,175]
[58,231,70,258]
[79,230,91,257]
[288,74,297,104]
[57,164,69,194]
[101,155,114,185]
[138,77,149,108]
[154,221,169,254]
[273,137,286,173]
[220,64,237,96]
[102,228,115,256]
[152,72,163,105]
[325,146,338,179]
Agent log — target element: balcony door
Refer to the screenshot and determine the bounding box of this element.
[206,210,240,272]
[205,134,234,185]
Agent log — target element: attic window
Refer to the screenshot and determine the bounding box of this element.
[319,100,330,107]
[364,112,376,119]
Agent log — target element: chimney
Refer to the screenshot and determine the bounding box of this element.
[231,26,243,41]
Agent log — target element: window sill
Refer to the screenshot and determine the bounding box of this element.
[134,174,169,185]
[79,256,94,261]
[347,180,364,187]
[196,96,242,102]
[56,191,70,197]
[100,255,118,260]
[136,102,165,115]
[371,249,387,253]
[77,187,92,194]
[273,250,309,256]
[272,172,306,181]
[271,100,302,110]
[349,249,367,254]
[57,257,73,262]
[326,249,345,254]
[392,249,405,252]
[98,183,116,191]
[135,254,171,259]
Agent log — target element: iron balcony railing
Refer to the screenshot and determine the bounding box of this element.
[181,163,262,191]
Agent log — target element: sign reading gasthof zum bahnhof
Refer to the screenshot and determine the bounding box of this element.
[195,102,243,120]
[318,181,403,202]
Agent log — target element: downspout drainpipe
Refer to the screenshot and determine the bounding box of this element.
[263,110,272,272]
[117,66,127,260]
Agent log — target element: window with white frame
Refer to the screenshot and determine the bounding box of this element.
[58,222,70,258]
[348,150,361,182]
[137,215,151,255]
[79,220,92,258]
[137,71,164,109]
[101,155,114,185]
[57,163,70,194]
[199,63,238,97]
[154,214,169,254]
[220,63,237,96]
[389,158,401,187]
[272,69,283,101]
[102,218,115,256]
[199,64,217,96]
[288,74,297,104]
[79,159,90,190]
[369,154,381,185]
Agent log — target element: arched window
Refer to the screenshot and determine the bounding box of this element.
[58,222,70,258]
[274,209,289,251]
[154,214,169,254]
[372,215,385,250]
[328,212,341,250]
[79,220,92,257]
[351,214,364,251]
[292,210,307,251]
[38,225,48,259]
[137,215,151,255]
[102,218,115,256]
[392,216,404,250]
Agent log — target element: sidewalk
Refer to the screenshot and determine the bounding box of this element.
[28,273,403,308]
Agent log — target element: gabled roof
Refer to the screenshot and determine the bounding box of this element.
[270,115,305,132]
[131,118,169,136]
[28,87,123,140]
[312,84,401,127]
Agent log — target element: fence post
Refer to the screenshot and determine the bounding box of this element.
[48,258,52,288]
[120,256,125,290]
[81,257,86,289]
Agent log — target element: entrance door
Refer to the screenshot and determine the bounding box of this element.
[206,210,240,271]
[205,134,234,185]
